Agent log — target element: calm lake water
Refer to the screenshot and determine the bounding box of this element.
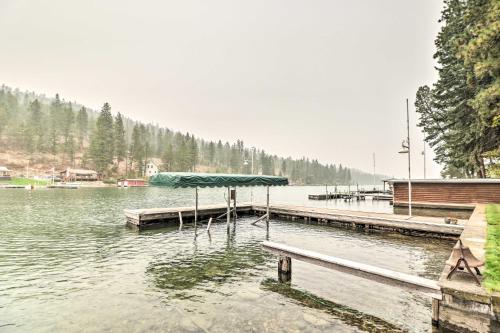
[0,186,454,332]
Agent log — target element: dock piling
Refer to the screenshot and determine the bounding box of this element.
[278,255,292,282]
[178,211,183,230]
[432,298,440,326]
[266,186,270,225]
[232,188,237,221]
[227,187,230,233]
[195,187,198,228]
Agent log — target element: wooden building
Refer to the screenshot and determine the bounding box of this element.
[389,179,500,206]
[0,166,11,180]
[117,179,147,187]
[60,168,98,181]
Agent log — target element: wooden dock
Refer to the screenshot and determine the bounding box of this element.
[252,204,464,237]
[308,190,393,201]
[125,203,253,229]
[125,203,464,237]
[372,194,392,201]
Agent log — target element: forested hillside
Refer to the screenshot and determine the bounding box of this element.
[0,85,385,184]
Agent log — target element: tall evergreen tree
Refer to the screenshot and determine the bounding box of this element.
[130,124,145,176]
[76,107,88,149]
[415,0,499,178]
[114,112,127,172]
[48,94,62,156]
[62,103,75,162]
[26,99,43,153]
[89,103,115,174]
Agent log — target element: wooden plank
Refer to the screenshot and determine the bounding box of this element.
[262,241,442,298]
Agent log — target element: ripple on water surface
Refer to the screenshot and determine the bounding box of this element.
[0,187,454,332]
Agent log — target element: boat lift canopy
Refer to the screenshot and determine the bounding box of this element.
[149,172,289,231]
[149,172,288,188]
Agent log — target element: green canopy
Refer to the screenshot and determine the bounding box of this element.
[149,172,289,188]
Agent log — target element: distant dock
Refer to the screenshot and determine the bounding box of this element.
[308,191,391,201]
[124,203,463,237]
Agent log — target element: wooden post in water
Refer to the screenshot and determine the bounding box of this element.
[194,187,198,228]
[227,187,230,232]
[278,256,292,282]
[178,211,183,230]
[431,298,440,326]
[232,188,237,221]
[325,184,328,201]
[266,186,270,225]
[206,217,213,232]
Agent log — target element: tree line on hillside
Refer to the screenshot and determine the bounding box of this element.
[415,0,499,178]
[0,85,385,184]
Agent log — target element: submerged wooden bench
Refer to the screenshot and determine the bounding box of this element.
[262,241,442,325]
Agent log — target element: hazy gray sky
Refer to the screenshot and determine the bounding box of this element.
[0,0,444,178]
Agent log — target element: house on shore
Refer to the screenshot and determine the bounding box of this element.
[0,166,12,180]
[60,168,98,182]
[145,161,159,178]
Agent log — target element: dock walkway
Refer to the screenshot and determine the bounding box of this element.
[125,203,464,237]
[252,204,464,237]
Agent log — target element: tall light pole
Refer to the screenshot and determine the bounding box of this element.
[422,136,427,179]
[251,147,256,175]
[250,147,256,203]
[399,99,412,216]
[372,153,376,191]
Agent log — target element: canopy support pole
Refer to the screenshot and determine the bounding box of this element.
[178,211,183,230]
[233,188,237,221]
[266,185,270,226]
[227,187,230,233]
[195,186,198,227]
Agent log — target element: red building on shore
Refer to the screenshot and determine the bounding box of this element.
[117,179,147,187]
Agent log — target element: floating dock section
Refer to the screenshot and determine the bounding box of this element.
[125,203,253,229]
[125,203,464,237]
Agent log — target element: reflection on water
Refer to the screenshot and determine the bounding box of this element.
[261,279,404,333]
[0,187,454,332]
[147,237,268,299]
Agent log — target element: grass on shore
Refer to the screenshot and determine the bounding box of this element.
[0,177,50,186]
[485,204,500,292]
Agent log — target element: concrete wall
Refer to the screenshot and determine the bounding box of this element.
[438,205,500,332]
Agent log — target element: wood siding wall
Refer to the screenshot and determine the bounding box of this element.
[394,183,500,204]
